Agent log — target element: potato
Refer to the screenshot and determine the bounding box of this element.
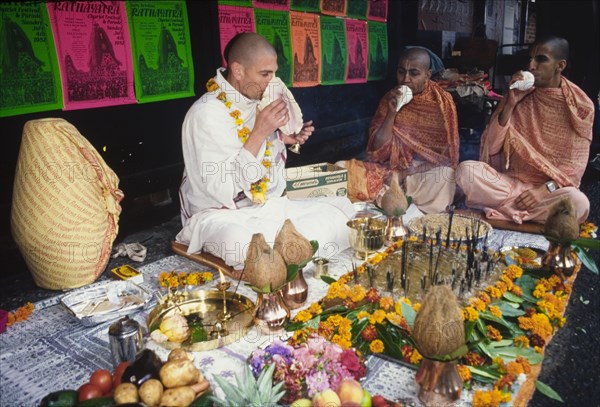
[114,382,139,404]
[139,378,163,407]
[168,348,193,362]
[159,359,200,388]
[160,386,196,407]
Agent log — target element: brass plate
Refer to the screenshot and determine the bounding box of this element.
[147,290,255,352]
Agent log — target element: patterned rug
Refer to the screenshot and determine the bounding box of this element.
[0,229,548,406]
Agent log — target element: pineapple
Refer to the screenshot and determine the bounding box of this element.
[210,363,286,407]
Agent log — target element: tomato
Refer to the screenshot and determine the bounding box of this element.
[78,383,103,401]
[89,369,113,394]
[112,361,129,388]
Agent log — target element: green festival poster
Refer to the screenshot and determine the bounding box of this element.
[347,0,368,20]
[367,21,388,80]
[290,0,320,12]
[320,15,347,85]
[254,9,292,86]
[217,0,253,7]
[0,2,63,117]
[126,0,194,103]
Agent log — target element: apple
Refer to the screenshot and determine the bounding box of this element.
[371,395,390,407]
[313,388,341,407]
[361,389,372,407]
[337,378,364,407]
[290,398,312,407]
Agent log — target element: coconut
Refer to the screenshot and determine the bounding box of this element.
[380,172,408,217]
[244,233,287,291]
[274,219,314,265]
[544,198,579,242]
[412,285,465,359]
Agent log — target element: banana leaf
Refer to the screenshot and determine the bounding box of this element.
[535,380,564,402]
[573,245,599,274]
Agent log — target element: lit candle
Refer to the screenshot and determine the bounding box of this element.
[219,269,225,285]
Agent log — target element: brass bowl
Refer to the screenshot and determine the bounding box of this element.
[347,217,386,259]
[147,289,255,352]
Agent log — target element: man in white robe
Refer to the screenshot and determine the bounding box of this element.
[177,33,354,270]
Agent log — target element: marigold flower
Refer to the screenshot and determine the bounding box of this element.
[369,339,385,353]
[356,310,370,320]
[488,305,502,318]
[507,360,525,377]
[368,309,386,325]
[457,364,472,382]
[361,324,378,342]
[385,312,403,326]
[513,335,530,348]
[510,285,523,296]
[462,306,479,321]
[533,284,547,298]
[379,296,394,311]
[463,351,486,366]
[534,346,544,354]
[469,297,486,311]
[518,313,553,340]
[503,264,523,280]
[365,287,380,303]
[295,310,313,323]
[412,302,421,312]
[409,349,422,364]
[6,302,35,327]
[229,110,241,119]
[308,302,322,315]
[328,314,344,327]
[486,325,503,341]
[485,286,502,299]
[350,284,366,303]
[478,292,491,305]
[515,356,532,374]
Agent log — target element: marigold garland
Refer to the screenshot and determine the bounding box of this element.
[287,231,589,403]
[159,270,213,288]
[206,77,272,204]
[6,302,35,327]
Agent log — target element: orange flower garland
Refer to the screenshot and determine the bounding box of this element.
[6,302,35,327]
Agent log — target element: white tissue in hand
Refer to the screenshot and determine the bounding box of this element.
[509,71,534,90]
[396,85,413,111]
[258,77,303,134]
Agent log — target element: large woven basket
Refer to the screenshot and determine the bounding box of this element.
[10,118,124,290]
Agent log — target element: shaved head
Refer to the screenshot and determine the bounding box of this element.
[535,35,569,61]
[225,33,277,67]
[398,47,431,70]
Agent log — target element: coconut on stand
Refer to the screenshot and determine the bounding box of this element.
[413,285,466,406]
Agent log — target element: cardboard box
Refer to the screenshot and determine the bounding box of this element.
[285,162,348,199]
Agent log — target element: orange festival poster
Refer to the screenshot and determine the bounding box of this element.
[290,12,321,87]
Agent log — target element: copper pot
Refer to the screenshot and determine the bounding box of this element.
[282,268,308,309]
[254,290,290,334]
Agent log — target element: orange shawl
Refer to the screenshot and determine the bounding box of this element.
[481,76,594,188]
[366,80,459,171]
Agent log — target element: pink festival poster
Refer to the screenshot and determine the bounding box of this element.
[47,1,136,110]
[218,5,256,67]
[253,0,290,11]
[345,19,368,84]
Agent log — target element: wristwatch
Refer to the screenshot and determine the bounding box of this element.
[545,181,558,193]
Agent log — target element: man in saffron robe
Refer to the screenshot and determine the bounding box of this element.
[177,33,354,270]
[343,47,459,214]
[456,36,594,224]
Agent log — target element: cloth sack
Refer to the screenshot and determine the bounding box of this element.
[10,118,123,290]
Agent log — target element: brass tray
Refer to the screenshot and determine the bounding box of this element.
[408,214,492,241]
[147,290,255,352]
